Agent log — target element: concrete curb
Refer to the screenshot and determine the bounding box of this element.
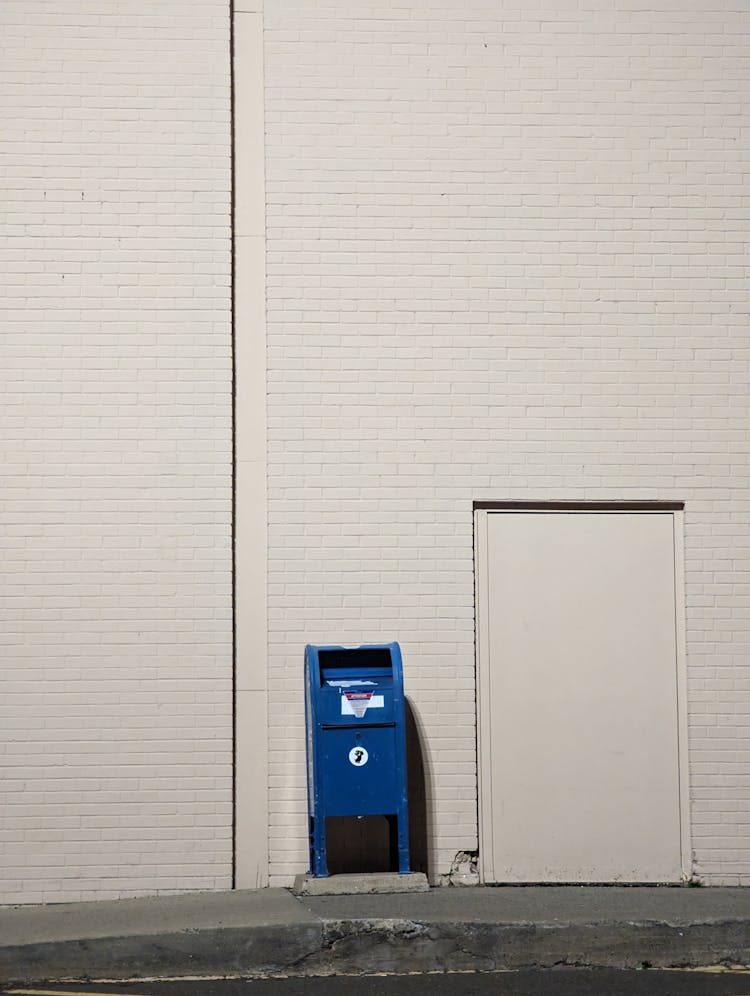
[2,915,748,984]
[308,917,750,975]
[0,924,323,985]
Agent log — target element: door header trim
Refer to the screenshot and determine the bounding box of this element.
[473,500,684,512]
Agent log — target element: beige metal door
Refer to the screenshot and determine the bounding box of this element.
[476,510,687,883]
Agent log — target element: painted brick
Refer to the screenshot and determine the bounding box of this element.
[0,1,232,902]
[264,0,750,885]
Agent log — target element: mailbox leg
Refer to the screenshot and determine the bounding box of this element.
[308,816,316,876]
[312,816,329,877]
[397,812,410,874]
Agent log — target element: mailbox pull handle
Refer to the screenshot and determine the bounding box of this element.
[320,721,396,730]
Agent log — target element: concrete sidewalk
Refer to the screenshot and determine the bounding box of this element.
[1,886,748,984]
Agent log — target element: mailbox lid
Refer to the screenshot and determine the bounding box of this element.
[318,646,396,685]
[306,644,404,688]
[307,643,405,726]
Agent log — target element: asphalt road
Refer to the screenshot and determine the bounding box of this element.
[3,970,750,996]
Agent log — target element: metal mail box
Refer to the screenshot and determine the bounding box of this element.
[304,642,411,877]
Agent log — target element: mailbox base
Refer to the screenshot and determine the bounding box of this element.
[292,871,429,897]
[309,812,410,879]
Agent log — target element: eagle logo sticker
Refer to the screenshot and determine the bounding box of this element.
[349,746,369,767]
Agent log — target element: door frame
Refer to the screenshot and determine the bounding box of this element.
[474,503,691,884]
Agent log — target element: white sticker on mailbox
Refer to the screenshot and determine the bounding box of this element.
[349,746,369,767]
[341,693,384,717]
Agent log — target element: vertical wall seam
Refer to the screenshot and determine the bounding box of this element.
[229,0,237,892]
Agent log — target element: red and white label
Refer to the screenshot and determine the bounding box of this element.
[344,691,373,718]
[341,692,384,717]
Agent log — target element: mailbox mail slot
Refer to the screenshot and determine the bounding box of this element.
[304,643,411,877]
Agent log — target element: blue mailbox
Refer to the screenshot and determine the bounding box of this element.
[304,642,411,877]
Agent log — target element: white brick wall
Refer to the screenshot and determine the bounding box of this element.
[2,0,747,898]
[264,0,750,884]
[0,2,233,902]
